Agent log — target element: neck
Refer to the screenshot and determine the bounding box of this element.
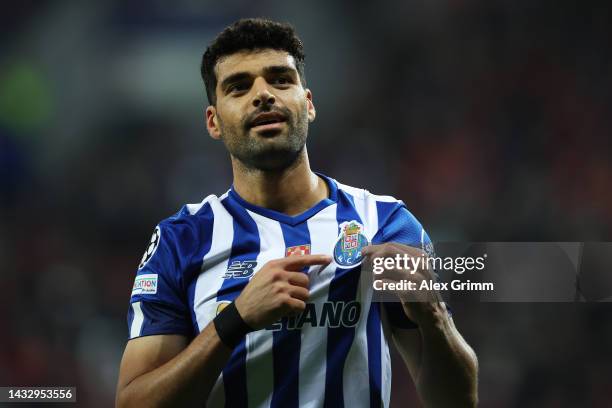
[231,148,329,216]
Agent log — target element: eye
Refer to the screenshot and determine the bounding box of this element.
[228,82,249,93]
[272,76,291,86]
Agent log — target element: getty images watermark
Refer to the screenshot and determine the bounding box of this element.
[365,242,612,302]
[371,252,493,292]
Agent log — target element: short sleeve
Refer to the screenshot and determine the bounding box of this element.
[127,220,195,339]
[374,203,440,329]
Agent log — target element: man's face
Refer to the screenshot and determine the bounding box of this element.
[206,49,315,171]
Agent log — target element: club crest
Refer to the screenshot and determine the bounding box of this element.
[333,221,369,268]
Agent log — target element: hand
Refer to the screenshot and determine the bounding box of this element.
[234,255,332,329]
[362,243,446,326]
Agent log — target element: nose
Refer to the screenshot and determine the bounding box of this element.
[251,78,275,108]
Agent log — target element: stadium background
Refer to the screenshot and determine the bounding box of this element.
[1,1,611,407]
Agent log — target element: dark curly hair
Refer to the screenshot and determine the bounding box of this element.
[201,18,306,105]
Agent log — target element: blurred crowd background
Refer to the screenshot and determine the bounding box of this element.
[1,1,611,407]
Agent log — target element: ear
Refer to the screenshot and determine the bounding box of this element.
[206,105,222,140]
[305,89,316,122]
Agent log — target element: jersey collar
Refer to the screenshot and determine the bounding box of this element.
[228,172,338,226]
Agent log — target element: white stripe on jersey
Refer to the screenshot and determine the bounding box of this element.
[244,210,285,408]
[130,301,144,338]
[194,196,234,331]
[381,320,392,408]
[186,194,217,215]
[207,376,225,408]
[299,203,339,408]
[194,196,233,408]
[380,302,396,408]
[339,186,379,408]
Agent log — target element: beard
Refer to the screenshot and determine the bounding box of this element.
[218,104,309,172]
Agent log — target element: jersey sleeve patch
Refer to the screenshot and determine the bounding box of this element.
[131,274,158,296]
[139,226,161,269]
[127,220,195,339]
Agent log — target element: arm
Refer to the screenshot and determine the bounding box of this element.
[365,243,478,407]
[389,307,478,408]
[116,255,331,408]
[116,326,231,408]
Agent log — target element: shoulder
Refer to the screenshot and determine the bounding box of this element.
[164,193,223,225]
[330,176,417,227]
[157,193,223,240]
[330,176,402,206]
[138,193,224,272]
[329,176,430,249]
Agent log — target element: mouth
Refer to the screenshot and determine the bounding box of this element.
[248,111,288,133]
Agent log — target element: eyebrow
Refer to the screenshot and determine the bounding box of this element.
[219,65,298,92]
[219,72,251,92]
[263,65,296,76]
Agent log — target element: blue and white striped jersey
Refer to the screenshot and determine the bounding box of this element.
[127,173,433,408]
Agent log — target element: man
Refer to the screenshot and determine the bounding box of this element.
[116,18,478,408]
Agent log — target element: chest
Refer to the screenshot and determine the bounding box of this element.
[189,214,373,332]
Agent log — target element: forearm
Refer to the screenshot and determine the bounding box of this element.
[413,312,478,407]
[117,323,233,408]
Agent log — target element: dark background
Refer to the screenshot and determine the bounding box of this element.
[1,1,611,407]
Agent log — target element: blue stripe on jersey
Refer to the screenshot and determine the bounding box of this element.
[185,202,215,333]
[127,304,135,335]
[324,190,363,408]
[374,201,399,242]
[220,196,262,408]
[271,222,311,408]
[134,301,193,336]
[366,302,382,407]
[375,201,421,247]
[375,201,421,330]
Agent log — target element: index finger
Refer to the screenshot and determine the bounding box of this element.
[281,254,332,270]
